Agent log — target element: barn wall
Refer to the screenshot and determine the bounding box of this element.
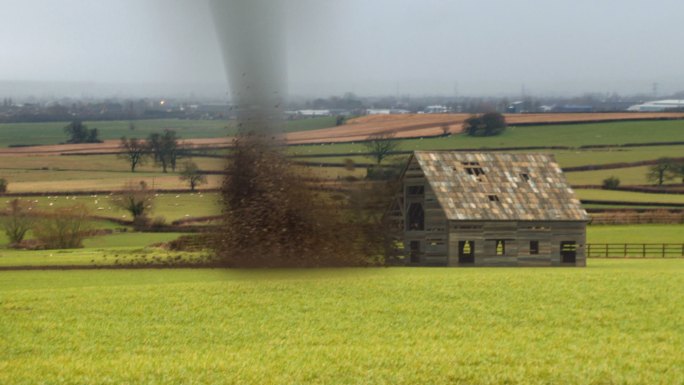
[448,221,587,267]
[403,158,449,266]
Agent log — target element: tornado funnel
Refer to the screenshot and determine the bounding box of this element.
[209,0,286,137]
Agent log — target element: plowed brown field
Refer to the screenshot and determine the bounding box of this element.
[1,112,682,156]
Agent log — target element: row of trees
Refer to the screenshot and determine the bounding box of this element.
[118,130,207,191]
[118,130,181,173]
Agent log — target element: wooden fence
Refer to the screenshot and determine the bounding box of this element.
[587,244,684,258]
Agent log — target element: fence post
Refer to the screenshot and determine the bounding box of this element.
[605,244,609,258]
[662,244,666,258]
[643,244,646,258]
[624,244,627,257]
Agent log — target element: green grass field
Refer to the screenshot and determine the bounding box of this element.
[290,120,684,156]
[4,192,221,223]
[0,117,336,147]
[0,231,204,267]
[576,189,684,204]
[587,224,684,244]
[1,260,682,385]
[565,166,656,186]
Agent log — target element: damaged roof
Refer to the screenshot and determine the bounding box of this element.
[412,151,589,222]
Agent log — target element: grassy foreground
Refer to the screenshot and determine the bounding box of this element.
[1,260,683,385]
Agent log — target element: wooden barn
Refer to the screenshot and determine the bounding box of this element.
[388,151,589,267]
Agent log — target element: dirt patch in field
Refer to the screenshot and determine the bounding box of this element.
[1,112,682,156]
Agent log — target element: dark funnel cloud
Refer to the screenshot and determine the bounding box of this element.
[210,0,287,136]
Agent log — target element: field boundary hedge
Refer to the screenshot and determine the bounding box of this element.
[564,158,684,172]
[582,200,684,208]
[573,185,684,194]
[0,188,221,198]
[589,210,684,225]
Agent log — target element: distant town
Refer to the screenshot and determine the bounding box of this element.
[1,91,683,124]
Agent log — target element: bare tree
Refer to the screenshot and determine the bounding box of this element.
[668,160,684,183]
[179,161,207,192]
[647,158,675,186]
[363,132,399,165]
[3,199,34,246]
[118,137,147,172]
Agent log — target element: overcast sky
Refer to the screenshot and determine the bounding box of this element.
[0,0,682,98]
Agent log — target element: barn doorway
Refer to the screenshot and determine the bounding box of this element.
[561,241,577,264]
[407,203,424,231]
[409,241,422,264]
[458,241,475,264]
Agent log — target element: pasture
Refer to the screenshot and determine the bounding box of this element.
[0,117,337,147]
[1,260,683,385]
[290,120,684,156]
[3,192,221,222]
[0,232,196,267]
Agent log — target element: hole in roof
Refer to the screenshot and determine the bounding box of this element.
[488,195,500,202]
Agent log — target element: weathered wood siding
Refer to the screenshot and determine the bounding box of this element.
[448,221,586,267]
[403,158,449,266]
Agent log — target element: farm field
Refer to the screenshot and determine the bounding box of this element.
[0,117,337,148]
[3,192,221,222]
[575,189,684,204]
[0,232,195,267]
[0,154,226,173]
[586,224,684,244]
[1,260,683,385]
[565,166,655,186]
[10,189,679,230]
[285,112,684,144]
[293,145,684,172]
[290,120,684,156]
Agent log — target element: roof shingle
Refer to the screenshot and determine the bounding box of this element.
[413,151,588,221]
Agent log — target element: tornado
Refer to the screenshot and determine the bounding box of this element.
[209,0,286,137]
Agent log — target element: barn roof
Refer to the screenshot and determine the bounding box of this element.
[412,151,588,222]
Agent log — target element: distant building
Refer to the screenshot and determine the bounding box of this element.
[387,151,588,267]
[627,100,684,112]
[295,109,332,117]
[507,101,526,113]
[424,105,449,114]
[366,109,410,115]
[553,105,593,113]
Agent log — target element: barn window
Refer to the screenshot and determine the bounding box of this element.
[407,185,424,196]
[488,195,500,202]
[407,203,424,231]
[530,241,539,255]
[459,241,475,264]
[496,240,506,256]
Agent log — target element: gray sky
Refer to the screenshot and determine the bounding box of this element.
[0,0,682,98]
